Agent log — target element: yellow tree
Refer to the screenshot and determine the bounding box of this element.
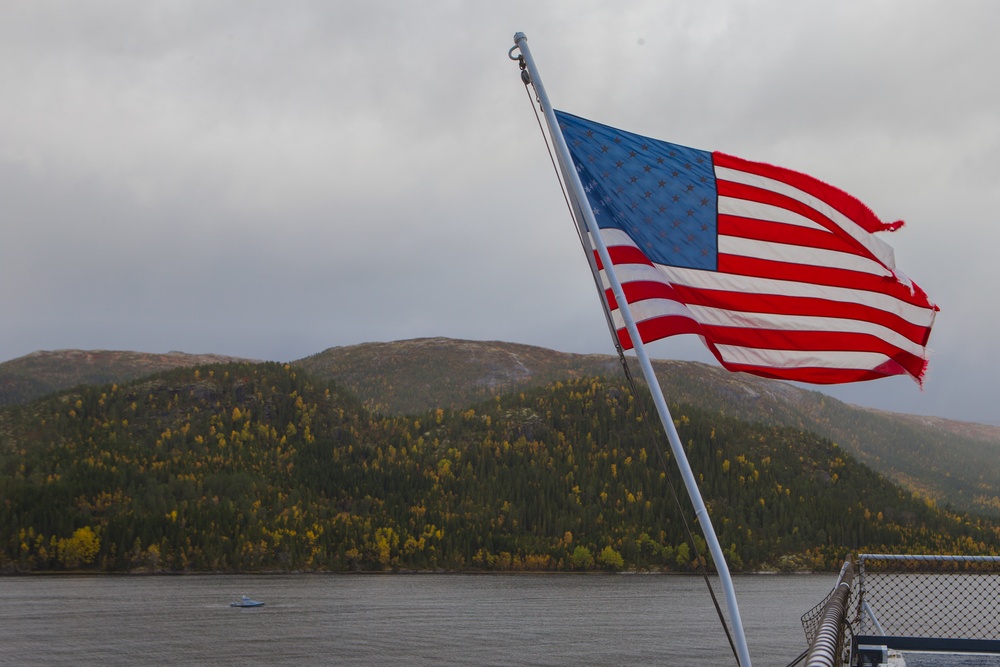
[58,527,101,569]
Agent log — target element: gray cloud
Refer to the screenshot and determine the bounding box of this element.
[2,1,997,424]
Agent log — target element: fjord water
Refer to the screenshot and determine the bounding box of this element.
[1,573,835,666]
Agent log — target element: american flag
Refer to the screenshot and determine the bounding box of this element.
[555,110,938,385]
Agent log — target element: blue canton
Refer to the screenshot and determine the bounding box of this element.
[555,110,718,271]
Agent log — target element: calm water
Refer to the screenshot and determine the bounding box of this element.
[0,573,833,666]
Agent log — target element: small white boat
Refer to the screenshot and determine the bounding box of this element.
[230,595,264,608]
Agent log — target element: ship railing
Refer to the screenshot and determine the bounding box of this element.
[796,557,856,667]
[849,553,1000,665]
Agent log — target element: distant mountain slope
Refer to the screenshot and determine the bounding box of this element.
[295,337,1000,515]
[0,350,252,406]
[3,338,999,516]
[292,338,822,420]
[292,338,623,414]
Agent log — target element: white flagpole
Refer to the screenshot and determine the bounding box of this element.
[512,32,753,667]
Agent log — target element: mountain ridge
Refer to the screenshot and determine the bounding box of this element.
[3,337,998,515]
[0,349,255,407]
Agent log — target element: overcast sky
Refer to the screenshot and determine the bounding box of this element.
[2,1,998,424]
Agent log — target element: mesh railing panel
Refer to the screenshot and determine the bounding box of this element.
[802,587,835,646]
[858,554,1000,640]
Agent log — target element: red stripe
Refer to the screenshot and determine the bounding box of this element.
[717,254,927,307]
[616,319,921,382]
[600,249,933,344]
[717,179,883,266]
[713,363,899,385]
[713,151,903,234]
[597,245,653,269]
[700,327,927,379]
[608,280,931,347]
[669,285,932,346]
[617,310,926,377]
[603,244,927,310]
[615,315,703,350]
[604,280,680,311]
[718,214,857,255]
[601,235,930,310]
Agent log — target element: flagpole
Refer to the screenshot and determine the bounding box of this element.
[512,32,753,667]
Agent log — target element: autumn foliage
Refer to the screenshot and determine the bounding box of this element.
[1,363,997,573]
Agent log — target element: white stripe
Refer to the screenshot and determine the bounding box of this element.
[714,346,893,371]
[720,236,893,278]
[714,165,898,270]
[687,306,926,358]
[718,197,828,232]
[609,298,694,331]
[597,228,930,325]
[607,293,925,358]
[717,199,911,303]
[602,224,891,278]
[600,261,934,329]
[608,301,907,373]
[665,264,935,327]
[721,195,918,296]
[598,227,645,248]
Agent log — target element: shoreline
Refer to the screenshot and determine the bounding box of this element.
[0,567,834,577]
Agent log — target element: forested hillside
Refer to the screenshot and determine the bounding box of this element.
[4,339,1000,516]
[299,339,1000,516]
[2,362,996,574]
